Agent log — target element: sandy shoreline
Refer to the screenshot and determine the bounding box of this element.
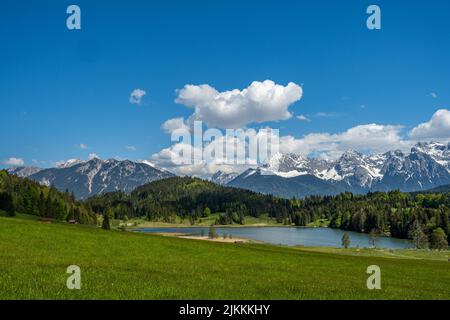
[154,232,251,243]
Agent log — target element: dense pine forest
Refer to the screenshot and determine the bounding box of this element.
[0,170,96,224]
[86,176,293,225]
[297,191,449,247]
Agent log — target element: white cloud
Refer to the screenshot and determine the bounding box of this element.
[3,157,25,166]
[430,92,438,99]
[175,80,303,128]
[88,153,100,160]
[278,124,410,159]
[79,143,88,150]
[129,88,147,105]
[296,115,311,122]
[125,145,137,151]
[151,122,411,176]
[314,112,337,118]
[151,110,450,177]
[409,109,450,140]
[151,129,277,177]
[151,143,253,177]
[162,117,190,134]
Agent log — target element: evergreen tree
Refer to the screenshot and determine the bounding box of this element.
[203,207,211,217]
[0,192,15,216]
[0,170,96,224]
[341,232,350,248]
[102,211,111,230]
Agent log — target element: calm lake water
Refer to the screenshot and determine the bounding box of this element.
[134,226,414,249]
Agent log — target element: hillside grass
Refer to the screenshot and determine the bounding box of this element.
[297,247,450,262]
[0,216,449,300]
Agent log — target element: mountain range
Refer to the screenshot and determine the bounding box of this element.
[6,142,450,200]
[8,158,173,199]
[226,142,450,198]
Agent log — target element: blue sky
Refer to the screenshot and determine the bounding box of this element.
[1,0,449,173]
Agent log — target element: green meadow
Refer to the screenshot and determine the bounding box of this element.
[0,216,449,300]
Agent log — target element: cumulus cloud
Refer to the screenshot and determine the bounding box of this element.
[151,128,278,176]
[3,157,25,166]
[162,117,190,134]
[152,105,450,177]
[409,109,450,141]
[129,88,147,105]
[175,80,303,128]
[279,124,410,159]
[151,122,412,176]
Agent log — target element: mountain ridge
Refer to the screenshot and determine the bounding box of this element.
[8,158,174,199]
[6,142,450,199]
[227,142,450,198]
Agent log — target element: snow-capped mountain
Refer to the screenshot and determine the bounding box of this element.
[211,171,239,185]
[7,166,42,178]
[56,159,85,169]
[26,158,174,199]
[227,142,450,198]
[228,167,340,198]
[374,143,450,191]
[411,142,450,171]
[7,142,450,200]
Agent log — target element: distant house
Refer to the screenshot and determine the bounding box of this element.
[68,220,77,224]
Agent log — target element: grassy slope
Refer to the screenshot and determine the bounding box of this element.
[297,247,450,262]
[0,217,449,300]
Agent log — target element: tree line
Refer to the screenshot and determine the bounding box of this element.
[295,191,449,249]
[0,170,96,224]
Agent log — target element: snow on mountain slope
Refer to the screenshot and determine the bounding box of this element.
[6,166,42,178]
[227,142,450,197]
[27,158,174,199]
[211,170,239,185]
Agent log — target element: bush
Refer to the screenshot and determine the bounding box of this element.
[430,228,448,250]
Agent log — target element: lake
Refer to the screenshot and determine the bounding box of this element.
[134,226,414,249]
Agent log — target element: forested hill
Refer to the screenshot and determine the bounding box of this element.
[302,191,449,246]
[86,176,294,224]
[0,170,96,224]
[421,184,450,193]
